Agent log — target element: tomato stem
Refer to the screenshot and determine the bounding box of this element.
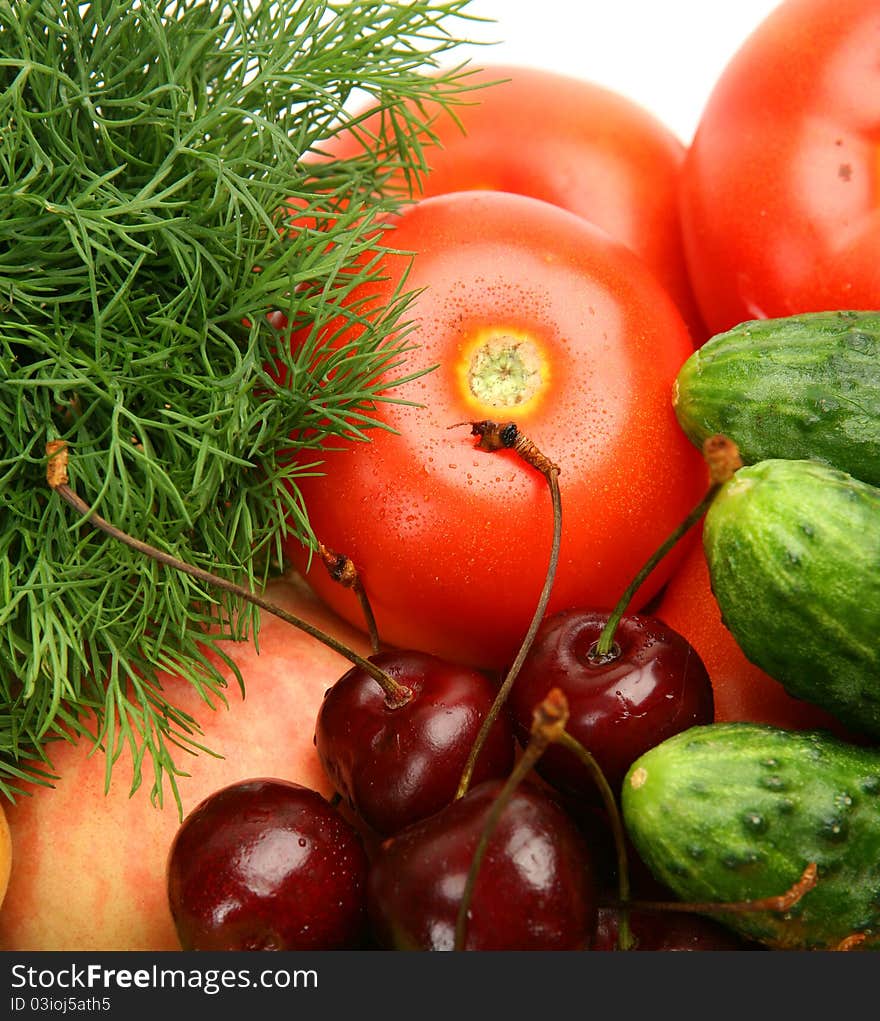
[593,435,742,659]
[46,442,411,707]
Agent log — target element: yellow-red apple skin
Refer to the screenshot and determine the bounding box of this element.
[0,805,10,909]
[0,575,371,951]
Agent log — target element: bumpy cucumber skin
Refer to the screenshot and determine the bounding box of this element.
[673,311,880,487]
[703,458,880,737]
[622,723,880,950]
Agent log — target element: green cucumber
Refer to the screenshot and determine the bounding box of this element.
[622,723,880,950]
[673,310,880,487]
[703,458,880,737]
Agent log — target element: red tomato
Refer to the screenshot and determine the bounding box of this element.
[680,0,880,334]
[282,191,705,670]
[657,528,850,734]
[321,65,705,342]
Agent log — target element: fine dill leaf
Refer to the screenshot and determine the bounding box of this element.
[0,0,484,808]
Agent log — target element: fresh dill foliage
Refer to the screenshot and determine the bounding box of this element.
[0,0,483,807]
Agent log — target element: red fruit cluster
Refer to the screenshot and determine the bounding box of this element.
[166,612,733,951]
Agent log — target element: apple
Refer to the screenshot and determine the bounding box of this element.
[0,574,371,951]
[0,804,11,908]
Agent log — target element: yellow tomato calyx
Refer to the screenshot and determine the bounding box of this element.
[456,327,550,416]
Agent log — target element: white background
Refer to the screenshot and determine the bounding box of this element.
[440,1,783,144]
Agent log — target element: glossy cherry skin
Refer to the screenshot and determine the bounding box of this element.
[315,649,515,836]
[167,779,368,950]
[367,779,597,950]
[508,610,714,799]
[593,907,760,951]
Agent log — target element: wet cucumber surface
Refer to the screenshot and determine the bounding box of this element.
[703,458,880,737]
[674,310,880,487]
[622,723,880,950]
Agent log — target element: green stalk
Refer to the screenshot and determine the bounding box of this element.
[594,435,743,658]
[593,486,721,658]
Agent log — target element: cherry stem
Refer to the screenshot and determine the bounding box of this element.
[454,689,569,952]
[45,442,412,709]
[554,728,634,952]
[317,542,381,654]
[593,434,742,659]
[625,861,818,917]
[453,421,561,800]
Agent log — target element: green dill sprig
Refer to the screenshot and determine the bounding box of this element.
[0,0,484,808]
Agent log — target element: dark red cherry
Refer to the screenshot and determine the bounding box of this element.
[592,906,761,951]
[508,610,714,798]
[367,779,597,951]
[315,649,515,835]
[166,778,368,950]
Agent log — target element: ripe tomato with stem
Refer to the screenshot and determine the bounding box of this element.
[281,190,706,670]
